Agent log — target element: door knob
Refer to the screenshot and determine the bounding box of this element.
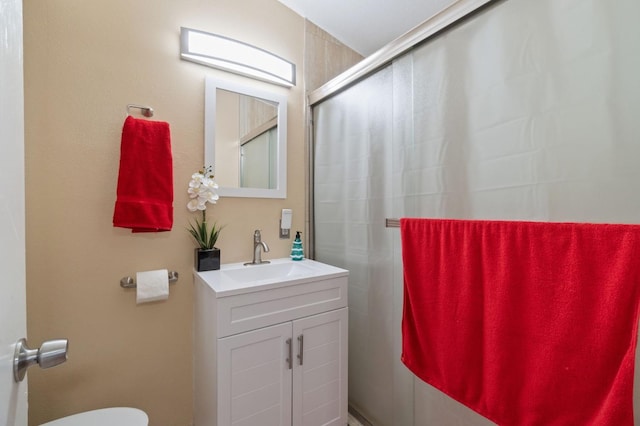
[13,338,69,382]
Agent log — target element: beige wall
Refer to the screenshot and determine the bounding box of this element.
[304,20,364,93]
[23,1,305,425]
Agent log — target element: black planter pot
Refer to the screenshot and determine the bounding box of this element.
[195,248,220,271]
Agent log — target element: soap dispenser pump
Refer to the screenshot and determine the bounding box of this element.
[290,231,304,261]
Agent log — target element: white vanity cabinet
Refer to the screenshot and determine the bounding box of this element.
[194,258,349,426]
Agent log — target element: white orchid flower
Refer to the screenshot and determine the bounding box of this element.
[202,191,219,204]
[187,166,223,251]
[187,186,200,198]
[187,199,201,212]
[187,167,219,211]
[201,177,219,190]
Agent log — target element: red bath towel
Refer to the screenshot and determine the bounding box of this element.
[113,116,173,232]
[400,218,640,426]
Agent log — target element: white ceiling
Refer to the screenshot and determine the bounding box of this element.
[278,0,454,56]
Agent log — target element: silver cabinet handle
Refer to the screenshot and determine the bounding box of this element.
[297,334,304,366]
[285,338,292,370]
[13,338,69,382]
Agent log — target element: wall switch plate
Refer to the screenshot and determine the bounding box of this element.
[279,221,290,239]
[280,209,292,239]
[281,209,292,229]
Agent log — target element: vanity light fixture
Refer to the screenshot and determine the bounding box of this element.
[180,27,296,88]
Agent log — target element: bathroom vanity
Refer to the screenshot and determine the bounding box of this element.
[193,258,348,426]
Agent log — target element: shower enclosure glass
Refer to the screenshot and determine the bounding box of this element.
[312,0,640,424]
[313,68,413,425]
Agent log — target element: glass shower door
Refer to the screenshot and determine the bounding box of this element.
[313,1,640,424]
[313,66,414,426]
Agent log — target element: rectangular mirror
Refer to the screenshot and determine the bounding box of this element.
[205,76,287,198]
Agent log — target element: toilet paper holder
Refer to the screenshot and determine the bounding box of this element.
[120,270,179,288]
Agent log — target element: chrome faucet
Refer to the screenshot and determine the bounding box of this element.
[244,229,270,265]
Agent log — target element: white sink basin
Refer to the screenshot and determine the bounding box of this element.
[221,261,315,283]
[195,257,348,297]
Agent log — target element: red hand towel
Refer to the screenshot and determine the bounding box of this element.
[400,218,640,426]
[113,116,173,232]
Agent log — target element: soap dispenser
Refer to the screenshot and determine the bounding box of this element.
[291,231,304,261]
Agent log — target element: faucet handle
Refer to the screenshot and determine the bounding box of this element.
[253,229,261,241]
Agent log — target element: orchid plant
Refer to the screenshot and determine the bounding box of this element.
[187,166,223,250]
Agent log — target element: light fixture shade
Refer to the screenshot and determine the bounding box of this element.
[180,27,296,87]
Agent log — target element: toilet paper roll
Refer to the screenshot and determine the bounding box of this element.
[136,269,169,304]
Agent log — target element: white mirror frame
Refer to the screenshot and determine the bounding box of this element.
[204,76,287,198]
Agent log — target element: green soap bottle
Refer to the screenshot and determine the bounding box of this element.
[291,231,304,261]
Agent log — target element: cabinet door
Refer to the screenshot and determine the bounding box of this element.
[218,322,293,426]
[292,308,348,426]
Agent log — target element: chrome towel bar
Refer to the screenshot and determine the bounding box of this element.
[126,104,154,117]
[386,218,400,228]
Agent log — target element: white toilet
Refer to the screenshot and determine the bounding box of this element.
[40,407,148,426]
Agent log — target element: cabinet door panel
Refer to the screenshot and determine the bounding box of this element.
[233,405,285,426]
[302,358,340,393]
[292,308,348,426]
[303,339,340,371]
[232,356,282,397]
[219,322,293,426]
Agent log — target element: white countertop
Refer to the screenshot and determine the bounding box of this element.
[194,257,349,297]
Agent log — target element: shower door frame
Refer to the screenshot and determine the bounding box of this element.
[308,0,497,106]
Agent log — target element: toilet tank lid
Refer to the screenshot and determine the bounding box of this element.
[40,407,148,426]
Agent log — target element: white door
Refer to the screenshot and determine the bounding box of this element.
[218,322,293,426]
[292,308,348,426]
[0,0,28,424]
